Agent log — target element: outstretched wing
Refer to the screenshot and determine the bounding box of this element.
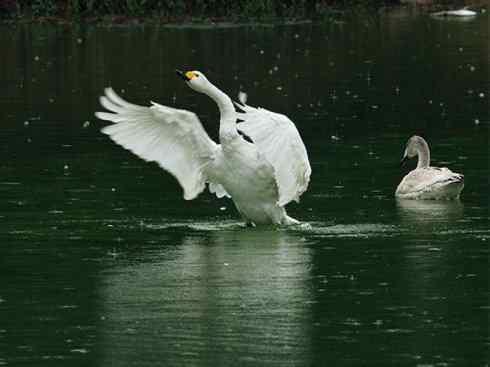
[236,103,311,206]
[96,88,218,200]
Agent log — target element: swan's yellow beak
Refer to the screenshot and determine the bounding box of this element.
[185,71,197,80]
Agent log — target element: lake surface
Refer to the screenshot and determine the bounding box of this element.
[1,10,488,367]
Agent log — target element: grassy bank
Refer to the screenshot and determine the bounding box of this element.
[0,0,479,22]
[1,0,404,22]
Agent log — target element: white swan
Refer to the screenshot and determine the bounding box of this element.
[395,136,464,200]
[431,8,477,17]
[95,70,311,226]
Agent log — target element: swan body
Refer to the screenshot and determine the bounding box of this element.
[432,8,477,17]
[95,71,311,225]
[395,136,464,200]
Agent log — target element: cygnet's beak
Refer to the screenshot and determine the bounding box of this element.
[175,70,191,81]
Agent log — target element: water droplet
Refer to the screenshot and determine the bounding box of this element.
[64,164,69,170]
[479,92,485,98]
[24,121,29,126]
[219,206,226,211]
[83,121,90,128]
[70,348,88,354]
[111,187,116,192]
[34,56,40,61]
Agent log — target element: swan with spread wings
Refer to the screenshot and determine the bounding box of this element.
[95,70,311,226]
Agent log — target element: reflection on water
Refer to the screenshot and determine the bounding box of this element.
[99,228,312,366]
[396,199,464,223]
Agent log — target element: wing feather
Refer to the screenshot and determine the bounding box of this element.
[96,88,218,200]
[397,167,464,195]
[236,103,311,206]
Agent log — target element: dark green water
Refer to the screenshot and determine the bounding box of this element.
[1,11,488,367]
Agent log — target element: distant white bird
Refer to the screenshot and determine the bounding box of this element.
[395,136,464,200]
[431,7,477,17]
[95,70,311,225]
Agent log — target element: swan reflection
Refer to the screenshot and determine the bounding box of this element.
[98,227,313,365]
[396,199,464,228]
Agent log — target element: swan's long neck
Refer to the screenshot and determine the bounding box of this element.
[205,84,238,142]
[416,140,430,168]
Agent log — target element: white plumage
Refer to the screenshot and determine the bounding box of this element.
[95,71,311,225]
[236,103,310,206]
[431,8,478,17]
[395,136,464,200]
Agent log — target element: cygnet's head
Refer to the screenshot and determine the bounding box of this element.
[401,135,429,164]
[176,70,211,94]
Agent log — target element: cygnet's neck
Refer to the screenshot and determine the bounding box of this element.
[416,140,430,169]
[204,83,238,141]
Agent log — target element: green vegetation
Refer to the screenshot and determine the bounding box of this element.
[1,0,403,22]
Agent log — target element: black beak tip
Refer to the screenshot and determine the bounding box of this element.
[175,69,188,81]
